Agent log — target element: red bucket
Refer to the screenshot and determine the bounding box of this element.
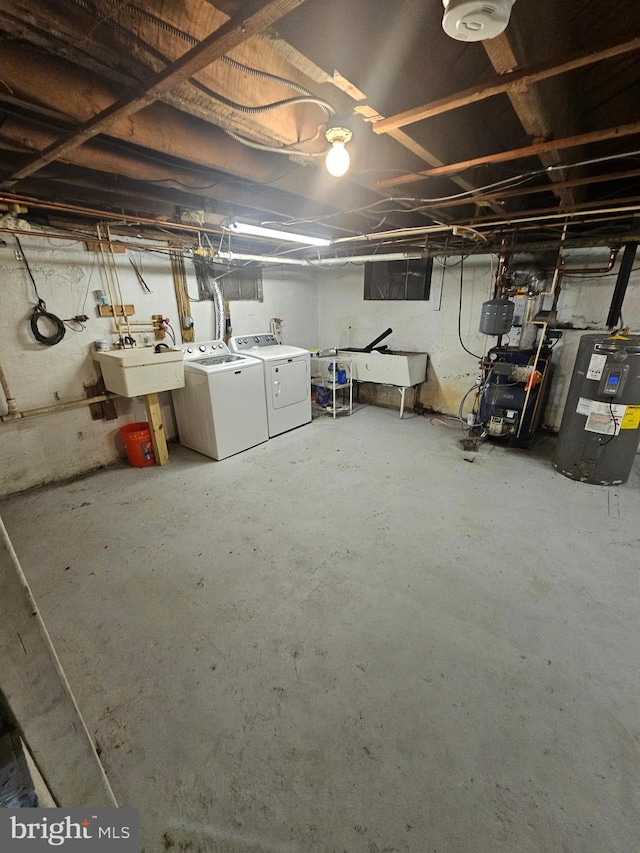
[120,422,155,467]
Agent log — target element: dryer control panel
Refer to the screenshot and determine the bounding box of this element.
[230,334,280,350]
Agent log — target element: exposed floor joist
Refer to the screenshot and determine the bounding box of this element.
[375,120,640,189]
[1,0,310,187]
[371,35,640,134]
[482,32,578,207]
[426,168,640,211]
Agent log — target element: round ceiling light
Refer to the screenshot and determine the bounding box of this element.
[325,123,353,178]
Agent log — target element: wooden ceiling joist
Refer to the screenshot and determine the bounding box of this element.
[428,168,640,210]
[483,32,578,207]
[372,35,640,135]
[375,120,640,189]
[1,0,309,188]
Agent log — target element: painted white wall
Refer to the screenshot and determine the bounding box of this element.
[0,232,317,496]
[1,229,637,497]
[316,255,495,417]
[316,249,640,429]
[226,266,318,348]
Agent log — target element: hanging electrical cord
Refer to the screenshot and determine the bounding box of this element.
[190,83,335,118]
[128,253,152,292]
[15,236,67,346]
[224,129,324,158]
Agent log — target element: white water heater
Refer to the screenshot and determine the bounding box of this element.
[442,0,516,41]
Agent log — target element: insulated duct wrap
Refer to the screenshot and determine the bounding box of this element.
[213,280,225,341]
[192,257,226,339]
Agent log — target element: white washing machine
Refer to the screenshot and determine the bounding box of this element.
[172,340,268,460]
[229,334,311,437]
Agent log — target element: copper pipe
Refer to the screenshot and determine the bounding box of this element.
[560,249,619,276]
[0,228,188,253]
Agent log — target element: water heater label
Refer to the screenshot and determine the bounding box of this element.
[584,401,626,435]
[621,405,640,430]
[576,397,592,416]
[586,353,607,380]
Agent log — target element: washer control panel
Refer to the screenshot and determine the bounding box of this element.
[231,334,280,350]
[181,340,229,360]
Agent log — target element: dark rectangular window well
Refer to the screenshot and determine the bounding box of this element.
[364,258,432,301]
[193,257,263,301]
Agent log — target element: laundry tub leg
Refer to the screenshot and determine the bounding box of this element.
[144,392,169,465]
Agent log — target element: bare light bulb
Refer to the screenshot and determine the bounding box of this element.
[325,140,350,177]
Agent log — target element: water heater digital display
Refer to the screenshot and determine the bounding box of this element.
[600,364,629,396]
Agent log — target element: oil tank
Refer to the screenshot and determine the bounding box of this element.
[553,334,640,484]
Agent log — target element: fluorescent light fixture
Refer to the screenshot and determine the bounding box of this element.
[228,221,331,247]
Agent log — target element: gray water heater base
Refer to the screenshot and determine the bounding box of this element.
[553,334,640,485]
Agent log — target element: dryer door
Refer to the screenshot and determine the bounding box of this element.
[270,358,308,409]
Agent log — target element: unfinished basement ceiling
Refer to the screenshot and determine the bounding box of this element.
[0,0,639,256]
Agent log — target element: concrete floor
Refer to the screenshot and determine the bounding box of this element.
[1,406,639,853]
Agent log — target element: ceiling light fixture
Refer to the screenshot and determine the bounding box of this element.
[325,121,353,177]
[227,221,331,247]
[442,0,515,42]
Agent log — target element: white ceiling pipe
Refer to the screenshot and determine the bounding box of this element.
[333,224,452,243]
[214,250,305,265]
[213,250,425,266]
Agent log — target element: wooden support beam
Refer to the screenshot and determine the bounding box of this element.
[375,121,640,189]
[1,0,309,187]
[144,393,169,466]
[171,255,195,344]
[0,517,117,806]
[372,36,640,135]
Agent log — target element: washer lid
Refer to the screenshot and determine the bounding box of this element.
[185,353,262,372]
[194,354,245,366]
[241,345,309,361]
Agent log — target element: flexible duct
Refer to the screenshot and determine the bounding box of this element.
[213,280,226,341]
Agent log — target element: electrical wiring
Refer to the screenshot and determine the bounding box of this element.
[599,399,620,446]
[458,384,479,425]
[430,415,469,430]
[260,148,640,233]
[63,318,86,332]
[128,253,152,292]
[15,236,67,346]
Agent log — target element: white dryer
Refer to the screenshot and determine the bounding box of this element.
[229,334,311,437]
[172,340,268,460]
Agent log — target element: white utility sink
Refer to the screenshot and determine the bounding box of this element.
[93,347,184,397]
[337,349,428,387]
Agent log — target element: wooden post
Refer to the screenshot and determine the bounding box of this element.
[0,517,117,807]
[144,392,169,465]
